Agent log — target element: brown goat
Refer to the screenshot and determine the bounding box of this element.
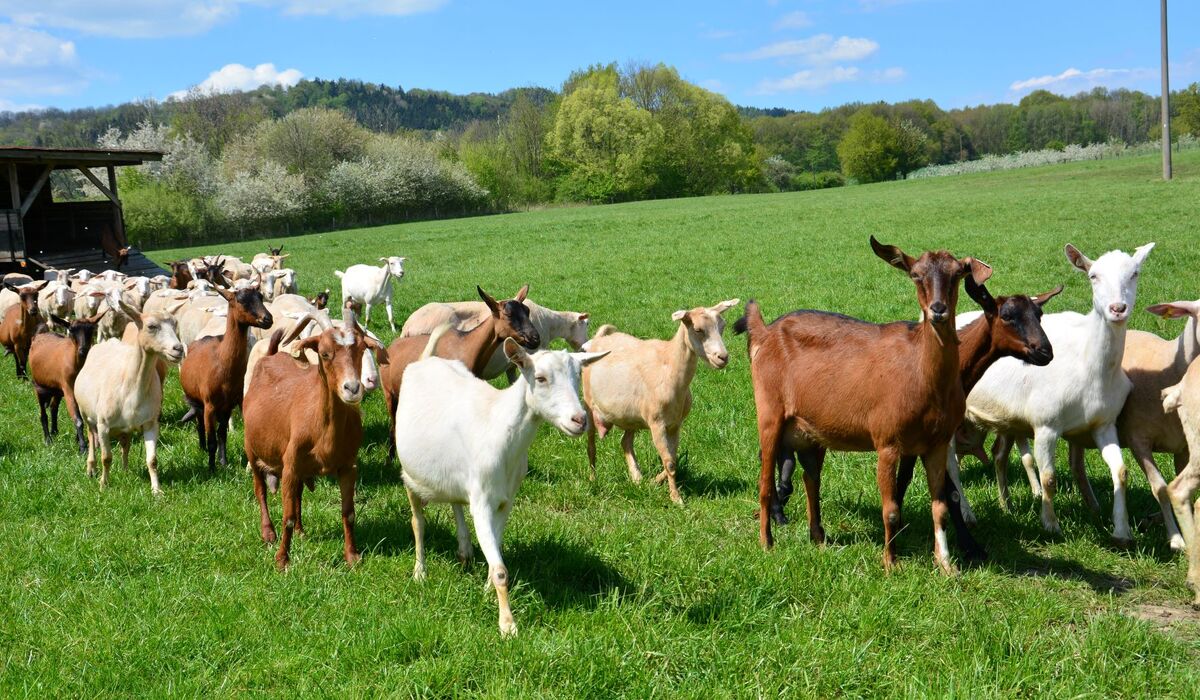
[99,223,130,269]
[735,236,991,572]
[180,286,273,472]
[243,312,387,570]
[29,312,107,451]
[168,261,194,290]
[381,285,541,466]
[0,282,48,379]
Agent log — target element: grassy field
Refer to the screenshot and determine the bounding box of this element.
[4,151,1200,696]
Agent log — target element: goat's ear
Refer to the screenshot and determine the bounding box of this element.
[293,335,321,358]
[576,312,589,322]
[88,309,110,324]
[1064,244,1092,273]
[573,350,610,367]
[214,286,234,302]
[712,298,740,315]
[378,257,388,263]
[964,276,996,315]
[960,258,992,285]
[1132,242,1155,267]
[503,337,531,368]
[1147,300,1200,319]
[869,236,915,272]
[366,340,389,366]
[1033,285,1064,308]
[514,284,529,303]
[121,301,143,325]
[2,282,15,293]
[672,309,694,326]
[31,280,49,291]
[49,314,70,329]
[479,286,500,315]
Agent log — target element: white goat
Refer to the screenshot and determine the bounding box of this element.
[264,268,298,302]
[964,243,1153,544]
[401,298,590,379]
[583,299,738,504]
[334,256,406,331]
[74,312,186,493]
[1161,355,1200,605]
[38,281,75,322]
[395,335,607,637]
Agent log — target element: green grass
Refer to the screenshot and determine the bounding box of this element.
[4,151,1200,697]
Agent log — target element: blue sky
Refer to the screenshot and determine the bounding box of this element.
[2,0,1198,114]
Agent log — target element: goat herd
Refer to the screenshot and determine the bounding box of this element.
[2,236,1200,637]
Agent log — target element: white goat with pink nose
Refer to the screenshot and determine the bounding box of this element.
[964,243,1154,544]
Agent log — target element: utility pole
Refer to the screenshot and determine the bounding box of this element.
[1161,0,1172,180]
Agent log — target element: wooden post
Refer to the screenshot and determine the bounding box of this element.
[107,165,127,244]
[7,163,18,210]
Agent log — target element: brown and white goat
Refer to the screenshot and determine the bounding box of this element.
[0,281,48,379]
[735,236,991,572]
[180,287,274,472]
[381,285,541,466]
[29,312,107,451]
[242,312,387,570]
[99,224,130,269]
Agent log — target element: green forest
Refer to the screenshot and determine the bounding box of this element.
[6,63,1199,246]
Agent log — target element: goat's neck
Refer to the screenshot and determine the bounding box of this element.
[916,317,961,391]
[668,324,701,392]
[462,315,503,375]
[218,311,252,372]
[955,315,998,394]
[314,365,359,448]
[129,345,164,396]
[496,376,542,461]
[1084,308,1127,375]
[1175,316,1200,369]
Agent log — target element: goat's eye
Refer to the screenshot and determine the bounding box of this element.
[910,273,921,281]
[535,375,547,384]
[321,352,332,360]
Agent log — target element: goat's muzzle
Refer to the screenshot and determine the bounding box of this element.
[929,302,949,325]
[521,331,541,350]
[1026,345,1054,366]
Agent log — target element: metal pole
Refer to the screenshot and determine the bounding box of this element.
[1161,0,1172,180]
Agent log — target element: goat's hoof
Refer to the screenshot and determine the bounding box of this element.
[151,488,162,497]
[275,557,290,572]
[1041,520,1063,536]
[457,551,474,567]
[262,528,277,544]
[962,511,978,527]
[771,510,789,526]
[345,552,362,567]
[499,620,518,638]
[1169,534,1187,553]
[653,471,668,485]
[628,472,642,484]
[809,527,826,545]
[1110,535,1134,550]
[882,556,899,573]
[413,565,426,582]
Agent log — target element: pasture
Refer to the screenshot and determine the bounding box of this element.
[4,151,1200,696]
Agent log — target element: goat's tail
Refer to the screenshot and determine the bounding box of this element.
[593,324,618,339]
[732,299,762,337]
[266,328,285,357]
[1163,382,1185,414]
[333,270,345,279]
[420,323,452,361]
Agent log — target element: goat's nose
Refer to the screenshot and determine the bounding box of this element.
[343,380,362,396]
[715,352,729,365]
[930,302,948,316]
[1109,302,1128,315]
[571,413,587,428]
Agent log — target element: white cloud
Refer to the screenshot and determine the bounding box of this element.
[1009,66,1155,94]
[752,66,906,94]
[169,63,304,100]
[0,98,43,112]
[773,11,812,30]
[0,0,445,38]
[724,34,879,64]
[0,23,87,95]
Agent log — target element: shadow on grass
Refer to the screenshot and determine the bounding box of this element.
[504,535,633,610]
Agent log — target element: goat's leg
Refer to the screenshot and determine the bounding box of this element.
[406,488,428,581]
[35,388,51,445]
[798,448,826,545]
[773,452,796,525]
[65,391,85,454]
[453,504,473,566]
[922,443,957,575]
[1033,428,1062,535]
[1018,438,1042,498]
[275,468,300,570]
[992,433,1012,511]
[1167,457,1200,559]
[118,434,131,472]
[1068,444,1101,509]
[876,446,902,571]
[1128,440,1183,550]
[621,429,642,484]
[946,442,977,526]
[648,424,682,504]
[14,344,27,379]
[585,414,598,481]
[339,466,361,566]
[385,295,396,333]
[187,397,206,451]
[1094,425,1133,546]
[363,300,372,325]
[98,427,113,490]
[85,425,97,478]
[1192,496,1200,604]
[895,455,917,527]
[144,423,161,495]
[204,405,219,473]
[251,464,276,544]
[216,412,229,468]
[49,394,60,437]
[470,498,516,637]
[757,418,782,550]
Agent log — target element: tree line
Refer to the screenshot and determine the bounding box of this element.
[9,67,1200,245]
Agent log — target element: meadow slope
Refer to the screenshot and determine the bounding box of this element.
[3,151,1200,696]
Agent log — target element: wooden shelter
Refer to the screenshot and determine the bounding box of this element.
[0,146,166,277]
